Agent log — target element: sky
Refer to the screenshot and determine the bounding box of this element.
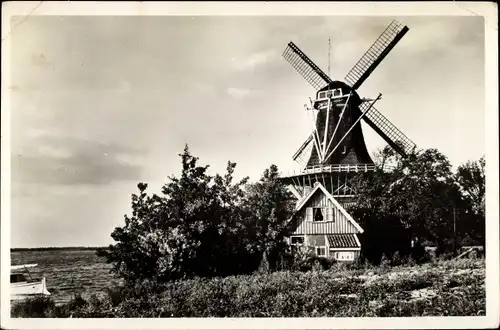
[7,14,486,248]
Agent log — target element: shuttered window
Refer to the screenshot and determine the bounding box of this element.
[326,207,334,221]
[313,208,325,222]
[306,207,313,221]
[307,207,334,222]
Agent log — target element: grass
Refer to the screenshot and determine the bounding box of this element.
[11,258,485,318]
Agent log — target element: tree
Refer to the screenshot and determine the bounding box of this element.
[240,165,296,272]
[349,147,466,262]
[98,145,249,283]
[454,156,485,246]
[98,146,299,283]
[456,156,485,216]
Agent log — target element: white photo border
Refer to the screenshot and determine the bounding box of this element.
[1,1,498,329]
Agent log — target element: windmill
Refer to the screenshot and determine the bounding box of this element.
[279,20,416,205]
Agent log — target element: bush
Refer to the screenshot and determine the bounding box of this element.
[293,255,335,272]
[391,251,402,266]
[11,296,55,318]
[379,254,391,271]
[12,259,485,318]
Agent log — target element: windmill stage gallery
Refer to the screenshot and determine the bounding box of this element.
[277,20,417,262]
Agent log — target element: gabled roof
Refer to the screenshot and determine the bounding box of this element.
[293,183,364,233]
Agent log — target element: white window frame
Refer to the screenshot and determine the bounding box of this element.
[290,235,305,246]
[317,89,343,101]
[316,246,327,257]
[312,207,325,222]
[306,207,335,222]
[334,251,355,261]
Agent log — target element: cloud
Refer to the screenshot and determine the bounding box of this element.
[226,87,262,99]
[37,144,73,159]
[231,49,278,71]
[11,135,146,185]
[193,81,217,96]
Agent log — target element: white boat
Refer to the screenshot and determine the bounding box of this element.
[10,263,51,301]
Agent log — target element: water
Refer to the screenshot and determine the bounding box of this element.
[11,249,123,305]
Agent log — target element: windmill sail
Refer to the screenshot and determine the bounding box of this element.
[292,134,314,167]
[344,20,409,90]
[283,42,333,90]
[361,103,416,156]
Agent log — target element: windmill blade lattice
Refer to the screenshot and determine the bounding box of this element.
[344,20,409,90]
[361,102,416,156]
[283,42,333,90]
[292,134,314,167]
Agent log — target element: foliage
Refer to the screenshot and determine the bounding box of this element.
[11,296,55,318]
[348,146,485,263]
[98,145,294,283]
[454,156,485,245]
[287,243,336,272]
[455,155,485,215]
[12,259,485,318]
[240,164,296,272]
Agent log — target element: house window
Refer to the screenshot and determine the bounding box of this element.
[335,251,355,261]
[290,236,304,246]
[313,208,325,222]
[306,207,334,222]
[318,89,342,100]
[316,246,327,257]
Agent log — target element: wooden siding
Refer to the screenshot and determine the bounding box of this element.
[307,234,326,246]
[292,189,359,235]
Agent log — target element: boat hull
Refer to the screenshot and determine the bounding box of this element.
[11,278,51,301]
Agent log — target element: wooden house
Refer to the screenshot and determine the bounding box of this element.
[287,182,363,262]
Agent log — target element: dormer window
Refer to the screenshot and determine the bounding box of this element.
[313,208,324,222]
[306,207,335,222]
[317,88,343,101]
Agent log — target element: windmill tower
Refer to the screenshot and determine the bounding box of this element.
[280,20,416,207]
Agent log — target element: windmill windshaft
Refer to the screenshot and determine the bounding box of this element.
[283,42,333,90]
[344,20,409,90]
[361,103,416,156]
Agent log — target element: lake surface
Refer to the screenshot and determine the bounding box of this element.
[11,250,123,305]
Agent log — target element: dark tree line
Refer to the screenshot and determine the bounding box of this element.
[348,146,485,264]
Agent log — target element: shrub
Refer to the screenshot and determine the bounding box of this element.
[294,255,335,272]
[12,259,485,318]
[391,251,402,266]
[379,254,391,271]
[11,296,55,318]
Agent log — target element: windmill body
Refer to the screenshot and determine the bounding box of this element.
[308,81,373,168]
[280,20,416,208]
